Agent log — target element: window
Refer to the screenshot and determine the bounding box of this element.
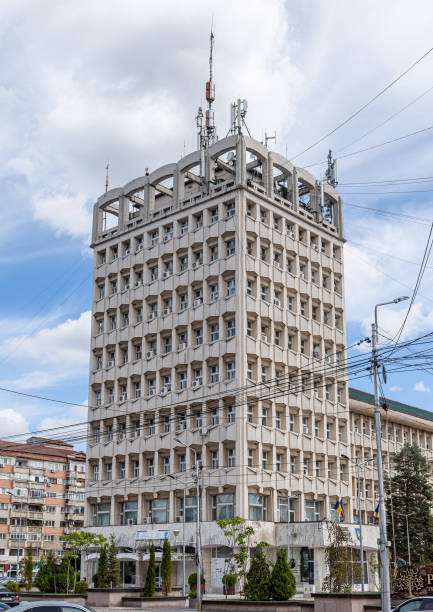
[226,319,236,338]
[278,497,295,523]
[274,329,281,345]
[247,404,253,424]
[227,405,235,423]
[248,449,254,467]
[150,230,159,246]
[246,320,253,337]
[93,502,110,526]
[262,451,268,469]
[260,285,267,301]
[179,455,186,472]
[195,327,203,345]
[150,498,168,523]
[210,208,219,223]
[275,411,282,429]
[210,365,219,383]
[226,202,235,217]
[210,245,219,261]
[261,407,268,427]
[210,284,219,301]
[120,500,138,525]
[147,458,154,476]
[180,293,188,310]
[226,279,236,296]
[106,463,112,480]
[305,500,321,522]
[210,323,219,342]
[212,494,234,520]
[249,494,267,520]
[211,408,219,426]
[289,414,295,432]
[211,451,219,469]
[180,219,188,235]
[180,255,188,271]
[163,457,170,475]
[246,280,253,296]
[226,361,236,380]
[315,460,321,477]
[276,453,282,471]
[226,239,235,256]
[180,496,198,522]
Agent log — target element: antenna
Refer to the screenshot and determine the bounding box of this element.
[105,161,109,193]
[324,149,338,188]
[205,30,216,145]
[264,131,276,148]
[229,99,249,135]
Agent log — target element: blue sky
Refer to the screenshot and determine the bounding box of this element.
[1,0,433,438]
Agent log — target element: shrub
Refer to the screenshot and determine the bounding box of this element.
[188,573,204,589]
[270,548,296,601]
[161,538,172,596]
[143,543,156,597]
[7,582,19,593]
[74,581,88,594]
[222,574,237,586]
[244,544,271,601]
[189,589,197,599]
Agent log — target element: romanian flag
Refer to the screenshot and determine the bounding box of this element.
[334,499,345,522]
[374,504,380,520]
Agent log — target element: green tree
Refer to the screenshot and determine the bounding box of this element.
[19,545,34,590]
[35,551,55,592]
[322,521,359,593]
[270,548,296,601]
[386,443,433,564]
[94,544,109,588]
[244,544,271,601]
[161,538,172,596]
[107,534,121,588]
[61,531,107,593]
[143,543,156,597]
[217,516,255,593]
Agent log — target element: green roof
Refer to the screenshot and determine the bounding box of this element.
[349,387,433,422]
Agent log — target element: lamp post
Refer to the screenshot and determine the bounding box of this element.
[372,296,409,612]
[174,438,202,612]
[168,474,187,596]
[342,454,373,591]
[395,512,416,566]
[286,493,299,566]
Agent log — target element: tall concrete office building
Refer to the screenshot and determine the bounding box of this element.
[84,113,371,589]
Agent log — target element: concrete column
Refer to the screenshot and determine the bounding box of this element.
[92,204,103,243]
[109,496,115,526]
[292,168,299,213]
[137,492,144,525]
[118,194,128,230]
[168,489,175,523]
[266,154,274,197]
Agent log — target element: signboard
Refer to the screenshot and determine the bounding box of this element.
[394,566,433,598]
[136,530,169,541]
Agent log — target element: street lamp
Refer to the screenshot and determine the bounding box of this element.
[395,512,416,566]
[342,454,373,591]
[167,474,187,596]
[174,438,202,612]
[372,296,409,612]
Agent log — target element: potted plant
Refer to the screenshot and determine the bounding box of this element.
[222,574,237,595]
[188,573,205,594]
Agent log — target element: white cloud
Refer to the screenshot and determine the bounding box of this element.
[0,409,30,438]
[0,311,91,369]
[38,401,88,433]
[32,191,92,239]
[413,381,430,393]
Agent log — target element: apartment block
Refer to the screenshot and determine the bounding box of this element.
[0,437,85,578]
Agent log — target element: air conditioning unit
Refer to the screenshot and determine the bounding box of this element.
[50,469,56,474]
[273,299,280,307]
[211,293,219,301]
[125,249,131,256]
[148,311,157,321]
[193,298,203,307]
[193,261,200,269]
[163,307,172,315]
[313,244,319,251]
[313,349,320,358]
[192,380,201,389]
[289,231,295,239]
[119,394,127,402]
[163,271,170,279]
[261,334,268,342]
[108,360,115,367]
[200,427,209,436]
[135,281,142,287]
[149,388,156,396]
[163,236,170,243]
[136,243,144,252]
[178,343,187,350]
[124,284,130,290]
[160,387,168,396]
[176,515,183,523]
[127,518,134,526]
[146,351,154,359]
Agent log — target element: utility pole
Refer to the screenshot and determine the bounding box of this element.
[372,296,408,612]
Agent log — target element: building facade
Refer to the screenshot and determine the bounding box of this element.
[85,133,359,591]
[0,437,85,578]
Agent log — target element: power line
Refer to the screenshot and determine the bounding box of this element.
[345,202,432,226]
[289,46,433,161]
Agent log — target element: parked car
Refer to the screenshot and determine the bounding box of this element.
[393,597,433,611]
[11,604,95,612]
[0,588,19,608]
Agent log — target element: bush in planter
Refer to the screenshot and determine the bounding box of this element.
[222,574,237,595]
[75,580,88,594]
[143,543,156,597]
[6,582,19,593]
[244,544,271,601]
[270,548,296,601]
[189,589,197,599]
[188,573,204,590]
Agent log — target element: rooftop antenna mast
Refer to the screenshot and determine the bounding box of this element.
[105,161,109,193]
[205,29,216,146]
[196,29,217,193]
[264,131,276,148]
[324,149,338,188]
